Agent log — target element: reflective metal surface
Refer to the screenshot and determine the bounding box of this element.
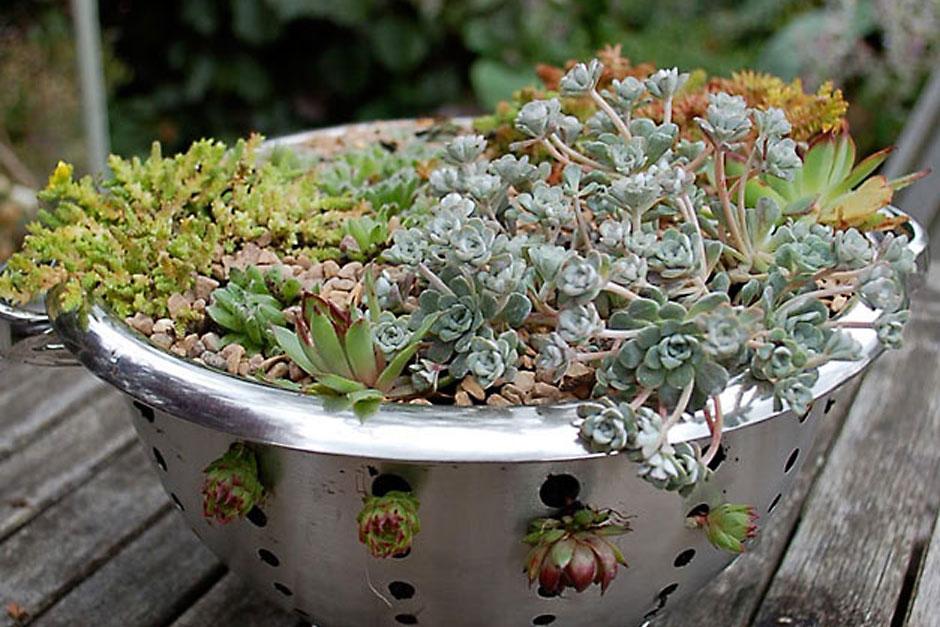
[10,120,931,625]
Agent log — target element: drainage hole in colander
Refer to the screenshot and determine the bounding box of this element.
[537,586,559,598]
[824,397,836,414]
[169,493,184,511]
[768,493,782,513]
[258,549,280,567]
[784,448,800,473]
[798,405,813,423]
[539,474,580,508]
[152,447,167,472]
[388,581,415,600]
[686,503,709,518]
[372,474,412,497]
[294,609,311,620]
[706,444,726,471]
[673,548,695,568]
[273,582,292,596]
[394,614,418,624]
[247,506,267,528]
[133,401,155,422]
[533,615,556,625]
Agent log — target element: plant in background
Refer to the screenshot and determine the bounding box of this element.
[357,490,421,558]
[206,265,300,355]
[201,442,264,525]
[686,503,759,553]
[524,506,630,595]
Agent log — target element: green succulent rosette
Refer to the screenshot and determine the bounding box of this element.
[201,442,264,525]
[357,490,421,558]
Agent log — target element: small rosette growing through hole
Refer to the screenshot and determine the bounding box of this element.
[201,442,264,525]
[524,507,630,595]
[686,503,758,554]
[357,491,421,558]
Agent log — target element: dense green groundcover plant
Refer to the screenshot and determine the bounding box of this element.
[0,55,925,512]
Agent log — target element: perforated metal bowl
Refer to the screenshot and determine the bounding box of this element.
[1,122,929,627]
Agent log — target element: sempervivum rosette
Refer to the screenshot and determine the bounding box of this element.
[357,490,421,558]
[201,442,264,524]
[524,506,630,595]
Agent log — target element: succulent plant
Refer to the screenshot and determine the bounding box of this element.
[206,266,300,355]
[524,506,630,595]
[687,503,758,554]
[201,443,264,525]
[747,128,928,230]
[273,293,436,416]
[357,490,421,558]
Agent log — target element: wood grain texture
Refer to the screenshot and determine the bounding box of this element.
[653,379,861,627]
[171,574,302,627]
[0,387,135,542]
[905,510,940,626]
[0,366,102,461]
[0,446,169,627]
[751,262,940,627]
[32,512,223,627]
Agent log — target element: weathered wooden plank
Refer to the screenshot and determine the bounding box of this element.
[0,446,169,627]
[654,379,861,627]
[32,512,224,627]
[751,262,940,626]
[171,573,302,627]
[905,510,940,626]
[0,389,136,542]
[0,365,102,457]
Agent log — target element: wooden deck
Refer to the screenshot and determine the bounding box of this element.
[0,245,937,627]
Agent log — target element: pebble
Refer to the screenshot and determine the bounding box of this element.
[454,390,472,406]
[500,384,525,405]
[322,259,340,279]
[258,249,280,265]
[152,318,174,335]
[409,398,433,405]
[194,275,219,301]
[182,333,201,355]
[460,377,486,401]
[151,333,174,350]
[237,361,250,377]
[532,381,561,400]
[201,332,222,352]
[127,313,154,336]
[268,362,289,379]
[247,353,265,372]
[167,293,191,318]
[338,261,362,280]
[325,277,356,291]
[288,361,306,382]
[220,343,246,374]
[295,255,312,270]
[512,370,536,393]
[169,342,188,357]
[191,298,206,313]
[201,351,228,370]
[486,394,511,407]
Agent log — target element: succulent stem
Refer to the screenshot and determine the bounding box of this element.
[590,89,632,141]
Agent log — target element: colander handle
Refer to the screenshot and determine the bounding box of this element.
[0,299,78,367]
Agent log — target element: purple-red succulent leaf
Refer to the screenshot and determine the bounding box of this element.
[538,561,563,593]
[567,542,598,592]
[526,544,550,583]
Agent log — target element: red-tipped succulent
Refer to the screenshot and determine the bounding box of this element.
[687,503,758,553]
[357,491,421,558]
[201,442,264,524]
[524,506,630,595]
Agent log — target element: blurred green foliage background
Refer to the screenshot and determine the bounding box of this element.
[1,0,938,181]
